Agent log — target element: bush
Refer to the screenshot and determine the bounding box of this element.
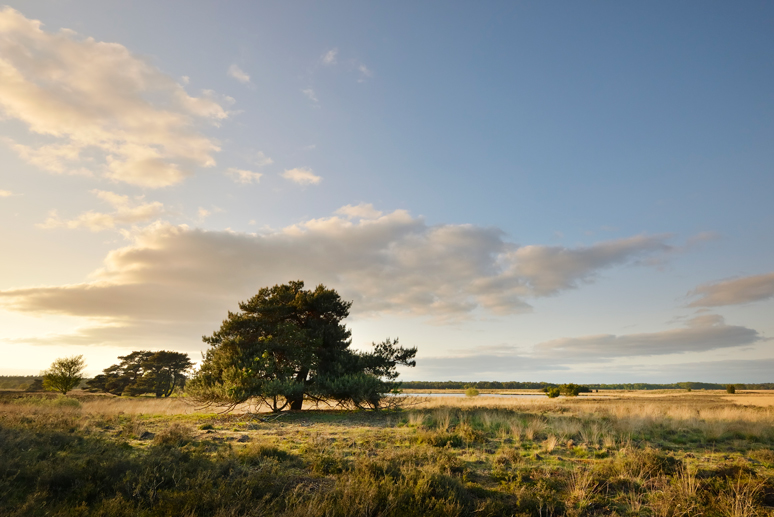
[545,388,561,398]
[465,387,479,397]
[726,385,736,394]
[153,423,192,446]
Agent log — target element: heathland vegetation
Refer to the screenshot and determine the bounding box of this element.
[2,390,774,516]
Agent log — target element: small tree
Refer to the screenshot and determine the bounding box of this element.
[726,385,736,394]
[42,355,86,395]
[465,385,480,397]
[545,387,561,398]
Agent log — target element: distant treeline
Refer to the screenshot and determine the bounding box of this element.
[0,376,38,390]
[400,381,774,390]
[401,381,554,390]
[0,375,89,390]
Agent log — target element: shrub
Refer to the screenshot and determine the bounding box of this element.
[465,387,480,397]
[153,423,192,446]
[546,388,561,398]
[726,385,736,394]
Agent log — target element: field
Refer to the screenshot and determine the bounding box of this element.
[2,390,774,516]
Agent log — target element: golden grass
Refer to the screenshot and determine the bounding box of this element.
[4,389,774,516]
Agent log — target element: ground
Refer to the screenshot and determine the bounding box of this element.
[1,389,774,516]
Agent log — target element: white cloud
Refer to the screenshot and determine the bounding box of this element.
[532,315,763,358]
[281,167,321,185]
[225,168,263,184]
[253,151,274,167]
[358,64,373,82]
[321,48,338,65]
[0,190,12,197]
[335,203,383,220]
[0,7,228,187]
[688,272,774,307]
[0,207,678,348]
[37,189,165,231]
[227,64,251,84]
[302,88,318,103]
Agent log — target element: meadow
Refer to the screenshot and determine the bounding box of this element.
[2,390,774,516]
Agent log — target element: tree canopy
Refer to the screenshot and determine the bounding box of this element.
[43,355,86,395]
[87,351,192,397]
[187,281,417,412]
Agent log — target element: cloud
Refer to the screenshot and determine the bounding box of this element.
[358,64,373,82]
[688,272,774,307]
[253,151,273,167]
[281,167,321,185]
[335,203,383,220]
[4,140,92,176]
[321,49,338,65]
[225,168,262,184]
[227,64,251,84]
[493,234,673,299]
[532,315,763,358]
[0,7,229,187]
[0,208,678,347]
[37,189,165,231]
[0,189,12,197]
[302,88,318,103]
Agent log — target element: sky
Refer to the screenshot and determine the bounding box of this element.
[0,1,772,383]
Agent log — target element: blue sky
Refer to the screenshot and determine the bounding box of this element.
[0,2,772,382]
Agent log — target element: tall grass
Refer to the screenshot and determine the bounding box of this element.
[3,391,774,516]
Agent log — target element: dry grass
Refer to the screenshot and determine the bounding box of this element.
[3,390,774,516]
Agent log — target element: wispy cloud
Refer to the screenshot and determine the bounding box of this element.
[281,167,321,185]
[0,190,13,197]
[225,168,262,184]
[321,48,338,65]
[358,64,373,82]
[0,7,229,188]
[252,151,273,167]
[37,190,165,231]
[227,64,251,84]
[197,206,223,221]
[302,88,319,103]
[688,272,774,307]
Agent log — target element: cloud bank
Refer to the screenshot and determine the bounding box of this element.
[0,7,229,187]
[688,272,774,307]
[0,207,675,347]
[532,315,763,358]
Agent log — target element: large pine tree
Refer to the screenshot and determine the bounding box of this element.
[187,281,416,412]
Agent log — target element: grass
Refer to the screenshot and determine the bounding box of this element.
[1,390,774,516]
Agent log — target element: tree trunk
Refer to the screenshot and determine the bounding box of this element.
[289,368,309,410]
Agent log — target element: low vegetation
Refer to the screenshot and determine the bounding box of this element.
[2,390,774,516]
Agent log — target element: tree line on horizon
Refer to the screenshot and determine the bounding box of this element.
[399,381,767,390]
[7,376,767,392]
